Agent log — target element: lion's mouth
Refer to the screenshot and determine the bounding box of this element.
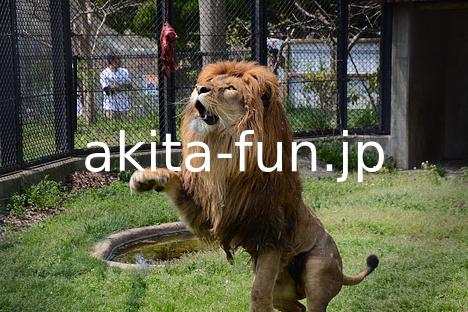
[195,100,219,125]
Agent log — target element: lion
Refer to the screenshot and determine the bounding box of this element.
[129,61,378,312]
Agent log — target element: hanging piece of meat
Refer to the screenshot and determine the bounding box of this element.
[160,21,178,77]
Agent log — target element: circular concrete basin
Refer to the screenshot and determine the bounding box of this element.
[92,221,206,269]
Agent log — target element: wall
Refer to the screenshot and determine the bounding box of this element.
[391,3,468,168]
[391,4,412,169]
[443,12,468,159]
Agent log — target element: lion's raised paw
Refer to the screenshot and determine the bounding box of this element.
[129,169,170,194]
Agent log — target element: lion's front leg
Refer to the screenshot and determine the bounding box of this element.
[130,168,211,238]
[251,249,282,312]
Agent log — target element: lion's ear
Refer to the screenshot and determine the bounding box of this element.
[243,65,279,112]
[260,80,279,112]
[261,88,271,111]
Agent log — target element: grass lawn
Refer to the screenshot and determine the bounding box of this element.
[0,171,466,311]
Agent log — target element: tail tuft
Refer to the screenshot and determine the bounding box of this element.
[343,254,379,286]
[366,254,379,275]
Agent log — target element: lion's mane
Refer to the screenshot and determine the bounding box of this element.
[179,61,302,258]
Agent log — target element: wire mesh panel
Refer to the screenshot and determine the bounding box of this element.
[268,0,340,136]
[70,0,160,148]
[0,0,21,171]
[267,1,383,135]
[73,54,160,148]
[17,0,70,162]
[70,0,255,146]
[69,0,386,151]
[0,0,72,174]
[347,1,381,130]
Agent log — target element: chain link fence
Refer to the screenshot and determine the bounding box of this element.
[70,0,160,149]
[267,1,383,136]
[347,2,382,130]
[0,0,390,175]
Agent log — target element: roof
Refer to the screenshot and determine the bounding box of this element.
[371,0,468,10]
[371,0,448,2]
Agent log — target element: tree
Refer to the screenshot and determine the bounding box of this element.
[199,0,227,66]
[72,0,96,124]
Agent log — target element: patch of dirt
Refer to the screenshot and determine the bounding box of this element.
[0,207,65,241]
[67,171,117,192]
[297,155,335,178]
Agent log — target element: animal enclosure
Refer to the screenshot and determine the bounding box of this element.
[0,0,391,175]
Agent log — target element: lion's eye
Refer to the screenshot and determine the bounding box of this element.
[225,86,236,91]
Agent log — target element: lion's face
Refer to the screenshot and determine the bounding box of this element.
[183,61,288,150]
[188,74,246,135]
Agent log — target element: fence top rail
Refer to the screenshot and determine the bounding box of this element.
[286,38,380,45]
[287,72,378,78]
[74,54,158,60]
[73,49,252,60]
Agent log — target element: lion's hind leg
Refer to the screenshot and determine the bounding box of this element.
[273,268,306,312]
[302,257,342,312]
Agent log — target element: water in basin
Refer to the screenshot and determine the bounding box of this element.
[109,232,214,265]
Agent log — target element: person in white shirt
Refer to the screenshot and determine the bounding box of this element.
[100,54,132,119]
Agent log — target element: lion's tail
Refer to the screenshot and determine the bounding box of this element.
[342,255,379,286]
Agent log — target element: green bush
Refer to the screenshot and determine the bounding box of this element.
[303,67,337,111]
[315,139,379,171]
[380,156,398,173]
[7,194,29,217]
[299,66,380,131]
[116,170,133,183]
[7,177,66,217]
[462,166,468,180]
[421,161,446,184]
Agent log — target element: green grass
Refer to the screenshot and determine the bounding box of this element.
[286,107,378,133]
[287,107,337,132]
[20,114,159,162]
[75,114,160,149]
[0,172,467,311]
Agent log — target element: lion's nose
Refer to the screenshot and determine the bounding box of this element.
[196,84,211,95]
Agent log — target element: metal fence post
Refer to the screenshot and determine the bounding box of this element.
[50,0,65,154]
[0,0,22,170]
[379,3,393,134]
[50,0,73,155]
[251,0,267,65]
[61,0,75,153]
[156,0,166,140]
[156,0,176,141]
[337,0,349,130]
